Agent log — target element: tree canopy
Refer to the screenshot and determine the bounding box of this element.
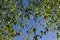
[0,0,60,40]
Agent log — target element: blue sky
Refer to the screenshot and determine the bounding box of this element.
[13,14,57,40]
[13,0,58,40]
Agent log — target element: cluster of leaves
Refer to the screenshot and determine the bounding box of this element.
[27,0,60,40]
[0,0,20,40]
[0,0,60,40]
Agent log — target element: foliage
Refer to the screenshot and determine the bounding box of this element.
[0,0,60,40]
